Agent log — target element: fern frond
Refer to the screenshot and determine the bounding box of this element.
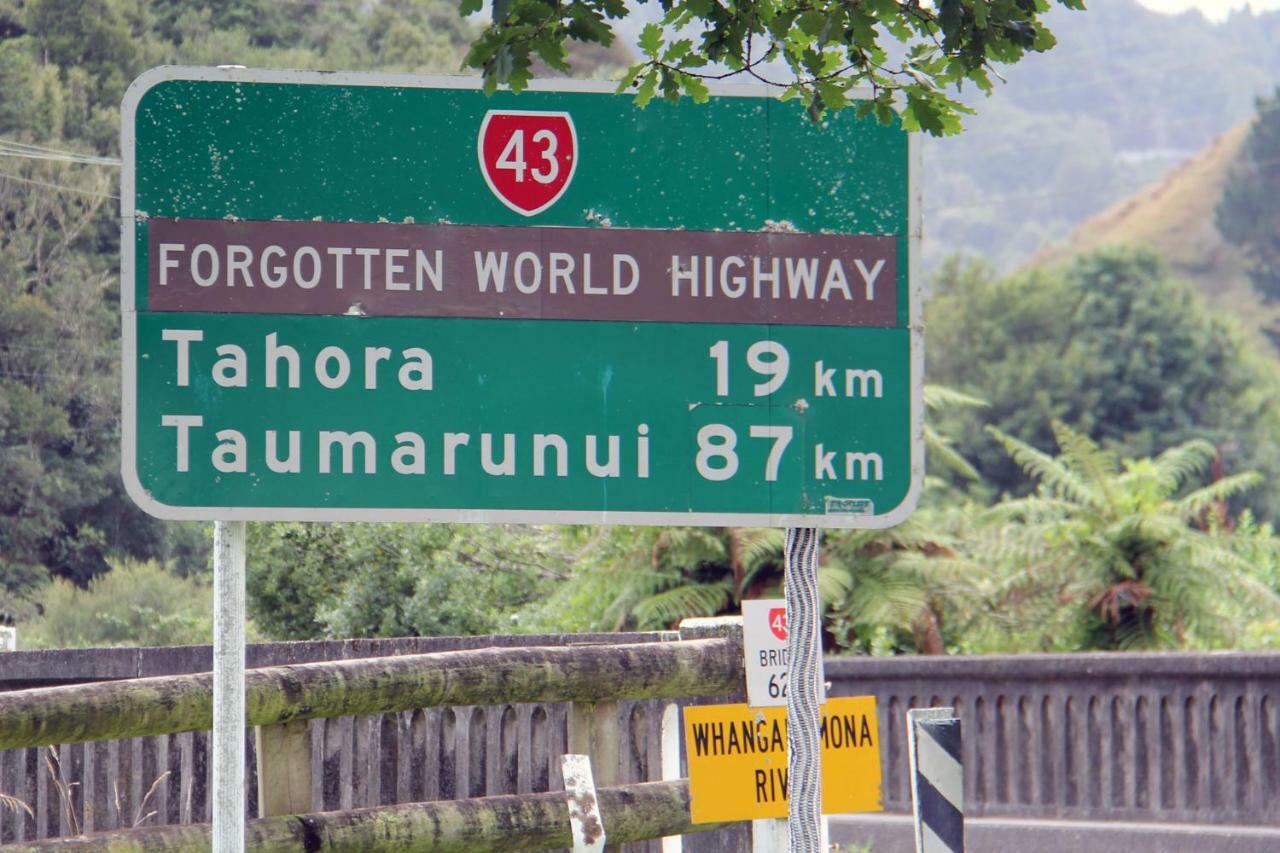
[980,496,1078,522]
[987,426,1103,510]
[631,580,731,629]
[1050,421,1120,511]
[736,528,784,570]
[1172,472,1262,520]
[653,528,726,571]
[923,384,988,411]
[840,571,927,626]
[973,522,1055,567]
[925,424,981,481]
[818,566,853,609]
[1150,439,1217,495]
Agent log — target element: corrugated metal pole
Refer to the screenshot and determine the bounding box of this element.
[785,527,823,852]
[213,520,246,852]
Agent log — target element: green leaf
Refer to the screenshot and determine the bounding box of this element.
[459,0,483,15]
[681,74,711,104]
[663,38,694,64]
[639,22,664,58]
[616,62,648,93]
[507,65,533,94]
[660,68,681,103]
[780,83,807,102]
[797,10,826,36]
[816,81,850,111]
[634,70,659,108]
[903,88,966,136]
[533,38,570,73]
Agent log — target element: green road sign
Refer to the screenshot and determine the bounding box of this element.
[122,67,921,527]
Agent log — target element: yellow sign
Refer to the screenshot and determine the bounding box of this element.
[684,696,883,823]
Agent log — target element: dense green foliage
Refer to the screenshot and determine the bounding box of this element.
[464,0,1084,134]
[1217,89,1280,303]
[927,247,1280,517]
[247,523,564,639]
[979,425,1276,650]
[21,560,214,648]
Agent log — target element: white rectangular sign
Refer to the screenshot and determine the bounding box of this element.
[742,599,825,708]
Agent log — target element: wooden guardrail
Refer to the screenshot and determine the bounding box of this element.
[0,639,739,750]
[0,630,746,851]
[9,780,729,852]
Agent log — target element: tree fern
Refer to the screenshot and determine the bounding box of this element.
[987,423,1280,650]
[1050,422,1121,513]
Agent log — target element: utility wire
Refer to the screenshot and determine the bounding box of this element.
[0,148,121,167]
[0,171,118,201]
[0,138,120,166]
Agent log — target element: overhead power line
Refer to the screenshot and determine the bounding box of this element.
[0,170,118,200]
[0,138,120,167]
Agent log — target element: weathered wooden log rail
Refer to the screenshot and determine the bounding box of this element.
[0,639,739,751]
[6,780,726,852]
[0,631,746,851]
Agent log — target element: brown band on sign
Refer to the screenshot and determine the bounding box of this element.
[146,218,898,327]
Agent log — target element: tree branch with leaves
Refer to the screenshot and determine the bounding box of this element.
[462,0,1087,135]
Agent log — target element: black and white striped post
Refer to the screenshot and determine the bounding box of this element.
[907,707,963,853]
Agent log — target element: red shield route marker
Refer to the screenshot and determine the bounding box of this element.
[769,607,788,641]
[478,110,578,216]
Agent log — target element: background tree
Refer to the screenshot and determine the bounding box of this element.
[463,0,1086,133]
[1217,88,1280,304]
[246,522,564,640]
[21,560,216,648]
[927,247,1280,519]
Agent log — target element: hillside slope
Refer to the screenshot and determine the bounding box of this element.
[922,0,1280,272]
[1032,122,1280,338]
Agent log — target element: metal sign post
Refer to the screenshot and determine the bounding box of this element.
[784,527,823,852]
[212,521,246,852]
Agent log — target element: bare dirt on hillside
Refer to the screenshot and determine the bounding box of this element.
[1031,123,1280,342]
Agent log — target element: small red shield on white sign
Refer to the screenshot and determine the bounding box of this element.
[768,607,788,641]
[478,110,577,216]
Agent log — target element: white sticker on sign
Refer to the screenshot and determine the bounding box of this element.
[741,599,825,708]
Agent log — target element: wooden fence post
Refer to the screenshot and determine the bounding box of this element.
[567,702,619,852]
[253,721,311,817]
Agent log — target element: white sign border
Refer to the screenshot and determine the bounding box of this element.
[120,65,923,530]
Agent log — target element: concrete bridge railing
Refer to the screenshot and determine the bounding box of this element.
[839,651,1280,826]
[0,636,1276,844]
